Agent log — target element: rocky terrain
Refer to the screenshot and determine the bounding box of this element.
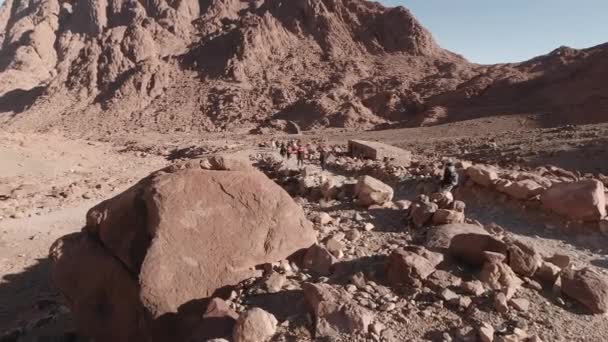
[0,0,606,134]
[3,120,608,342]
[2,0,608,341]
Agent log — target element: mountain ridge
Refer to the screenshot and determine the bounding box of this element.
[0,0,606,134]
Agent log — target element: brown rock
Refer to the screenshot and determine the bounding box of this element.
[410,201,438,228]
[480,262,522,299]
[82,164,315,318]
[478,322,494,342]
[541,179,607,221]
[432,209,465,225]
[561,267,608,313]
[467,165,499,187]
[452,200,466,213]
[325,237,345,259]
[462,280,486,296]
[193,298,239,340]
[501,180,544,200]
[303,283,374,338]
[263,272,286,293]
[49,233,147,342]
[387,248,442,287]
[483,251,507,263]
[233,308,277,342]
[507,239,542,277]
[425,223,489,250]
[534,261,561,286]
[545,253,570,268]
[354,176,394,207]
[494,292,509,313]
[449,234,507,267]
[51,162,315,341]
[303,244,336,276]
[509,298,530,312]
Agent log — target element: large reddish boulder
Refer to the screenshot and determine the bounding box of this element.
[50,158,316,341]
[561,267,608,314]
[541,180,606,221]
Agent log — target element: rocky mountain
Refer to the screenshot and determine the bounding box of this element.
[0,0,606,134]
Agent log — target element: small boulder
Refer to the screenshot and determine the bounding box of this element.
[449,234,507,267]
[233,308,277,342]
[506,240,542,278]
[541,180,607,221]
[315,212,332,225]
[354,176,394,207]
[494,292,509,313]
[263,272,286,293]
[410,201,439,228]
[509,298,530,312]
[387,248,441,287]
[467,165,499,187]
[545,253,570,268]
[478,322,494,342]
[534,261,561,287]
[325,237,345,259]
[303,283,373,338]
[303,244,336,276]
[425,223,489,251]
[561,267,608,313]
[480,262,522,299]
[501,180,544,200]
[462,280,486,296]
[432,209,465,225]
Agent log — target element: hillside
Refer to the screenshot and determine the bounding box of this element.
[0,0,606,134]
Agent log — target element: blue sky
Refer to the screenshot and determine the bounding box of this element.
[381,0,608,64]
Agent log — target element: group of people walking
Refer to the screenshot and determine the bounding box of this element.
[273,139,330,170]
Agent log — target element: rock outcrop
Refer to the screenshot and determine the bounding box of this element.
[50,157,316,341]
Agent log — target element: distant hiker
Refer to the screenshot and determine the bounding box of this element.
[318,144,329,171]
[297,145,307,168]
[440,161,459,193]
[279,143,287,159]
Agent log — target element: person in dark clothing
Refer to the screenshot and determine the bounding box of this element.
[440,161,459,193]
[279,143,287,159]
[297,145,306,168]
[318,145,328,171]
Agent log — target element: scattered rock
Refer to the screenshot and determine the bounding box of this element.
[467,165,499,187]
[263,272,286,293]
[545,253,570,268]
[480,262,522,299]
[534,261,561,287]
[561,267,608,313]
[410,199,438,228]
[233,308,278,342]
[387,248,442,287]
[354,176,394,207]
[303,283,374,338]
[478,322,494,342]
[494,292,509,313]
[326,237,345,259]
[432,209,465,225]
[462,280,486,296]
[507,239,542,277]
[315,212,332,225]
[509,298,530,312]
[303,244,336,276]
[449,233,507,267]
